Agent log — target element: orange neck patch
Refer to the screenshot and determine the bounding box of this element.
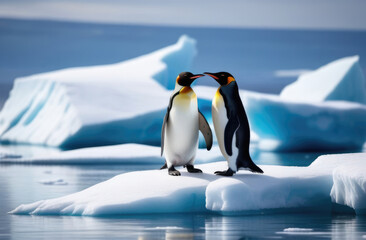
[180,86,192,94]
[227,77,235,84]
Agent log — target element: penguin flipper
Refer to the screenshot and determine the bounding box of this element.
[161,91,181,156]
[198,110,213,150]
[161,112,168,156]
[224,115,240,156]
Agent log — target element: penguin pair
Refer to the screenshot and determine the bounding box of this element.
[161,72,263,176]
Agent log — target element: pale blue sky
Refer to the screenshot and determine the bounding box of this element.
[0,0,365,30]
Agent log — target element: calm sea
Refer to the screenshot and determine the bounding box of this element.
[1,18,366,239]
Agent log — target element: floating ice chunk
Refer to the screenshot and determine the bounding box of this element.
[283,228,313,232]
[0,35,196,148]
[148,227,186,230]
[277,229,329,236]
[10,153,366,216]
[38,179,68,185]
[280,56,366,104]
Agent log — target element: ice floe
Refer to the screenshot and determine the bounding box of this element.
[38,179,68,185]
[0,143,222,165]
[0,35,196,148]
[10,153,366,216]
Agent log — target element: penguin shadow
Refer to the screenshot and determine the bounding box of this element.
[177,168,266,183]
[176,170,221,182]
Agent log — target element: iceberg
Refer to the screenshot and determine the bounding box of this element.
[196,56,364,151]
[243,91,366,151]
[196,56,366,151]
[0,35,196,148]
[195,85,366,151]
[0,143,222,165]
[280,56,366,104]
[10,153,366,216]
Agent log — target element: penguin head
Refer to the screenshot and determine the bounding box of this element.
[176,72,204,86]
[204,72,235,86]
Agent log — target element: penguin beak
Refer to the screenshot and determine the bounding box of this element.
[189,74,205,80]
[203,72,219,80]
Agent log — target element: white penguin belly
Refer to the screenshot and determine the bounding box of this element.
[164,93,199,167]
[212,90,239,172]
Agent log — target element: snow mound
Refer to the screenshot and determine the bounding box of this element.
[0,35,196,148]
[10,153,366,216]
[0,144,222,165]
[10,167,214,216]
[280,56,366,104]
[195,86,366,151]
[206,153,366,214]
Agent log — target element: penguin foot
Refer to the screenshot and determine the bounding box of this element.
[186,165,202,173]
[168,166,181,176]
[160,162,167,170]
[214,168,235,176]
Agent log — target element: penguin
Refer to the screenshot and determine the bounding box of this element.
[204,72,263,176]
[161,72,213,176]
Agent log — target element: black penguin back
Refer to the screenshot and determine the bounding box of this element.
[220,81,263,174]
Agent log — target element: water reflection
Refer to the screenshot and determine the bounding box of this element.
[6,213,366,239]
[1,146,366,239]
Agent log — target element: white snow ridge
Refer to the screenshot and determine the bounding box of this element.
[9,153,366,216]
[0,35,196,148]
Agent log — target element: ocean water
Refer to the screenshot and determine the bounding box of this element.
[1,18,366,239]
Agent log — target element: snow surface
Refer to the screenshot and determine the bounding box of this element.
[10,153,366,216]
[0,143,222,165]
[0,35,196,148]
[196,86,366,151]
[280,56,366,104]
